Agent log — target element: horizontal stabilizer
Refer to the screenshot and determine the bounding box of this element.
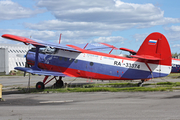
[120,47,137,55]
[131,55,161,61]
[15,67,69,77]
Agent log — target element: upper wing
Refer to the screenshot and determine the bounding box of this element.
[2,34,80,52]
[2,34,118,53]
[70,43,118,52]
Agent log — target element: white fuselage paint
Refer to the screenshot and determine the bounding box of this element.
[53,49,171,76]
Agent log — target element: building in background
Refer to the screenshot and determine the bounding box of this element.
[0,44,30,75]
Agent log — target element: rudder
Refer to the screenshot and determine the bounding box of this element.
[135,32,171,66]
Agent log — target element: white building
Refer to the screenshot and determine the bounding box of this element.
[0,44,30,74]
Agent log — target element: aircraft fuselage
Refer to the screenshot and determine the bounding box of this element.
[26,47,171,80]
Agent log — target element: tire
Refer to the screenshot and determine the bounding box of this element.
[36,81,45,90]
[54,80,64,88]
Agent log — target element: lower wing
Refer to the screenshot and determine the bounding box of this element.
[15,67,69,77]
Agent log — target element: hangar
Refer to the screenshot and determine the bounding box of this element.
[0,44,30,75]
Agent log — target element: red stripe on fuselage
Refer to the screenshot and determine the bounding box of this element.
[29,62,131,80]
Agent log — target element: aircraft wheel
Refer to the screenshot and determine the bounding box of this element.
[54,80,64,88]
[36,81,45,90]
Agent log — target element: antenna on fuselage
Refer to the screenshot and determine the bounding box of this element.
[59,33,62,44]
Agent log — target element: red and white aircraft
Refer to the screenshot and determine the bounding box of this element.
[1,32,172,89]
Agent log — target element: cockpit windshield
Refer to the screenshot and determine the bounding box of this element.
[29,47,57,54]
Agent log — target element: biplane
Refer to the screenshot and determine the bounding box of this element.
[1,32,172,89]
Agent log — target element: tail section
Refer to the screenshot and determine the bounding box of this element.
[131,32,172,78]
[133,32,171,66]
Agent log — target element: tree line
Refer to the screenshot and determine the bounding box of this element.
[172,53,180,58]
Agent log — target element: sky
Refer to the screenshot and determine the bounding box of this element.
[0,0,180,54]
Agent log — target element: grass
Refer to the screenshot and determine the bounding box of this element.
[4,72,180,93]
[42,86,172,93]
[167,73,180,78]
[21,81,180,93]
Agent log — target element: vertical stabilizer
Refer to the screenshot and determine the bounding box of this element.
[134,32,171,66]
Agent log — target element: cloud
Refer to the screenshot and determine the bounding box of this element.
[22,0,180,44]
[173,44,180,47]
[165,25,180,32]
[0,0,45,20]
[93,36,125,43]
[25,19,135,31]
[138,18,180,28]
[1,0,180,48]
[0,29,111,44]
[133,33,149,42]
[164,25,180,42]
[0,29,57,42]
[37,0,180,27]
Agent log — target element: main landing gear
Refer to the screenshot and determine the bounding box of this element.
[36,76,64,90]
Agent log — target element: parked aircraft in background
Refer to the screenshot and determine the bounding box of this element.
[171,58,180,73]
[1,32,172,89]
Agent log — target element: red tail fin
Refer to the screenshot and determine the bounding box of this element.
[132,32,171,66]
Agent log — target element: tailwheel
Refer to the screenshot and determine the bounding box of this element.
[137,80,145,87]
[36,81,45,90]
[53,77,64,88]
[137,79,150,87]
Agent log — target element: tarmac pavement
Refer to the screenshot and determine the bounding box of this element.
[1,91,180,120]
[0,76,180,120]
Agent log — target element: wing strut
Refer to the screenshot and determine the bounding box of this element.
[145,61,152,73]
[31,46,42,71]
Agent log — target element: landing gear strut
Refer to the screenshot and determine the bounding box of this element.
[35,76,64,90]
[137,79,145,87]
[53,77,64,88]
[137,79,151,87]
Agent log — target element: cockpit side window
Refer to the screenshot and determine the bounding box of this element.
[42,47,57,54]
[29,47,58,54]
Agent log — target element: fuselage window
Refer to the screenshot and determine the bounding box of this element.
[64,57,68,61]
[69,58,73,62]
[59,57,63,60]
[74,59,78,63]
[90,62,94,66]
